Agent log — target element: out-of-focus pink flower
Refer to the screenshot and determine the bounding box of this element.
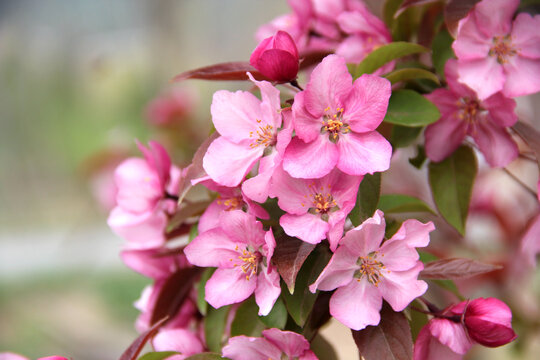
[152,328,205,359]
[203,74,290,187]
[520,213,540,268]
[222,328,318,360]
[184,211,280,315]
[37,358,68,360]
[0,354,30,360]
[453,0,540,99]
[310,210,432,330]
[269,166,361,251]
[146,88,194,126]
[413,298,516,359]
[424,59,518,167]
[121,248,189,279]
[250,31,299,82]
[283,54,392,178]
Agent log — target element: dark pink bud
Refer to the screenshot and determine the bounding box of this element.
[250,31,299,82]
[37,357,69,360]
[464,298,517,347]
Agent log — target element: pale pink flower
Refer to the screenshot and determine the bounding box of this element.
[520,212,540,268]
[283,54,392,178]
[146,88,194,126]
[121,248,189,279]
[184,211,280,316]
[269,166,361,251]
[222,328,318,360]
[414,298,516,360]
[203,74,290,187]
[424,59,518,167]
[152,328,205,359]
[453,0,540,99]
[0,354,30,360]
[250,31,299,82]
[310,210,433,330]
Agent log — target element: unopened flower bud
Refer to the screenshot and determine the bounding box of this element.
[464,298,517,347]
[250,30,299,82]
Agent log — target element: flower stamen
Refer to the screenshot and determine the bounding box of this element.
[356,252,386,287]
[489,35,517,64]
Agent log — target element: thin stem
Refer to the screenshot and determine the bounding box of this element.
[289,79,304,91]
[502,168,538,199]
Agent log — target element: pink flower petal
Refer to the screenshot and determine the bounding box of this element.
[512,13,540,59]
[107,207,166,249]
[472,117,518,167]
[282,135,339,179]
[219,210,266,247]
[303,55,353,117]
[413,325,464,360]
[344,74,391,133]
[341,210,386,257]
[502,56,540,98]
[378,262,427,311]
[327,215,347,252]
[336,131,392,175]
[203,136,263,187]
[424,113,467,163]
[223,336,282,360]
[198,200,224,233]
[269,165,312,215]
[425,88,461,117]
[474,0,518,36]
[453,15,491,60]
[292,91,322,143]
[482,92,517,127]
[520,213,540,268]
[242,151,279,203]
[429,318,473,355]
[184,228,240,268]
[247,73,283,129]
[444,60,476,97]
[256,49,299,82]
[457,57,504,100]
[309,245,358,292]
[152,328,204,355]
[330,278,383,330]
[120,248,182,279]
[263,328,310,357]
[388,219,434,248]
[0,353,30,360]
[255,266,281,316]
[205,268,257,308]
[280,213,329,245]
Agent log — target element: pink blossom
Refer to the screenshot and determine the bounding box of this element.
[146,88,194,126]
[453,0,540,99]
[414,298,516,359]
[310,210,433,330]
[222,328,318,360]
[0,354,30,360]
[152,328,205,358]
[203,73,290,187]
[424,59,518,167]
[283,54,392,178]
[37,358,68,360]
[184,210,280,315]
[250,31,299,82]
[121,248,189,279]
[520,213,540,268]
[269,166,361,251]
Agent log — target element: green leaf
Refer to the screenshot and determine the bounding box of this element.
[259,297,288,329]
[384,217,403,239]
[430,279,465,300]
[184,354,231,360]
[428,145,477,235]
[204,305,231,353]
[391,124,423,148]
[281,246,332,327]
[351,42,430,78]
[311,334,339,360]
[385,68,440,85]
[379,194,435,214]
[383,0,403,26]
[350,172,381,227]
[196,267,216,316]
[138,352,179,360]
[383,89,440,127]
[408,299,429,340]
[432,29,455,80]
[230,296,265,337]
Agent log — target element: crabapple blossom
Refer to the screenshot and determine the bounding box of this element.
[203,73,290,187]
[520,213,540,268]
[283,54,392,178]
[310,210,433,330]
[453,0,540,99]
[269,166,361,251]
[222,328,318,360]
[413,298,516,360]
[184,210,280,315]
[250,30,299,82]
[424,59,518,167]
[146,88,194,126]
[0,354,30,360]
[152,328,205,358]
[120,248,190,279]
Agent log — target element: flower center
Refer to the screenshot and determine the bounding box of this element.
[355,252,386,287]
[249,120,276,148]
[311,193,337,214]
[458,97,482,124]
[216,195,243,211]
[489,35,517,64]
[233,246,261,280]
[322,106,350,141]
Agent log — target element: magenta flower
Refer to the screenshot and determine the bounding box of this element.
[424,59,518,167]
[453,0,540,99]
[120,248,189,280]
[184,210,280,315]
[414,298,516,360]
[283,54,392,178]
[250,30,299,82]
[310,210,433,330]
[203,73,290,187]
[269,166,361,251]
[222,328,318,360]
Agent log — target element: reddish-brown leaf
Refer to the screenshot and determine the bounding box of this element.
[444,0,482,37]
[177,132,219,205]
[172,62,268,82]
[298,51,333,70]
[118,316,168,360]
[420,258,502,280]
[272,232,316,293]
[352,302,413,360]
[395,0,442,18]
[513,121,540,173]
[150,267,202,325]
[167,200,212,234]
